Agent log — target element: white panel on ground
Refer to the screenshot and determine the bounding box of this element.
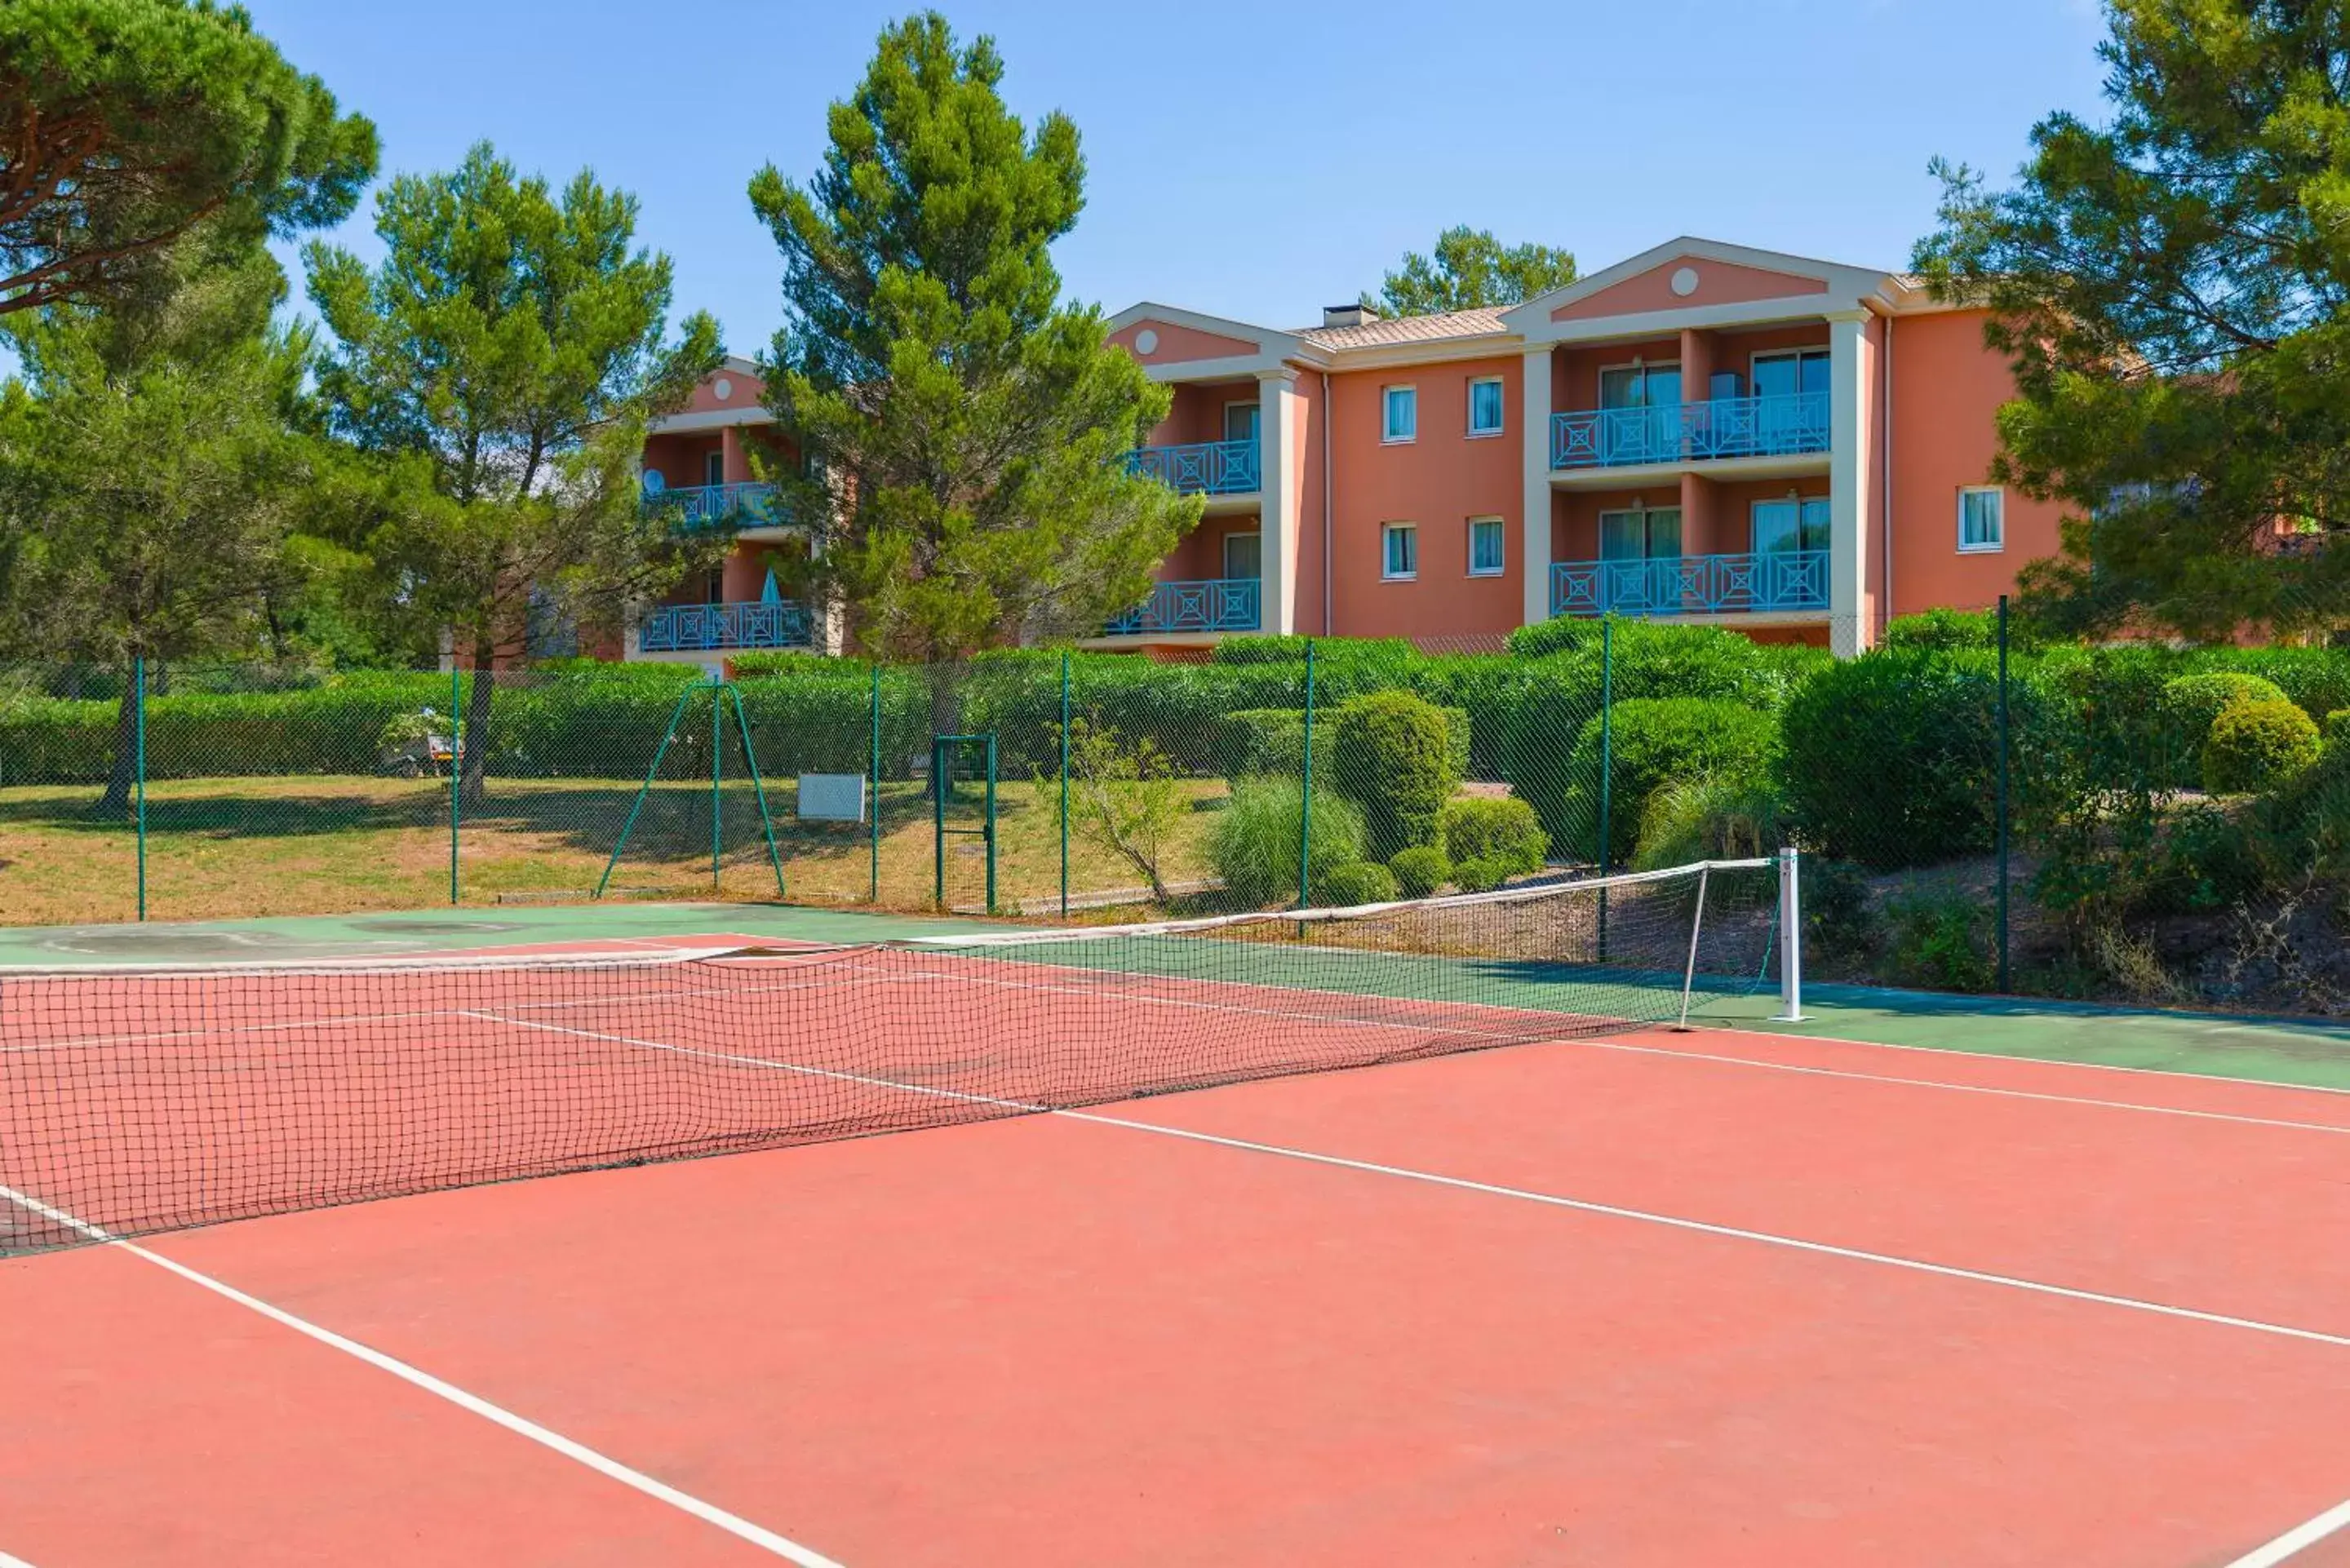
[797,773,867,822]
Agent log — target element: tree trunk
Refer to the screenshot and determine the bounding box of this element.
[459,642,497,808]
[96,664,140,816]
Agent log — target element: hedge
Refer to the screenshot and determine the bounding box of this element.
[1563,697,1777,866]
[1778,649,2002,870]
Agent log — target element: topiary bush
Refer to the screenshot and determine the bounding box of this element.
[1777,649,2001,870]
[1325,689,1462,858]
[2157,671,2291,781]
[1883,608,1998,653]
[1387,844,1451,899]
[1451,855,1512,893]
[1563,697,1777,866]
[1216,708,1306,777]
[1205,782,1365,909]
[1313,859,1399,908]
[1437,795,1548,875]
[2201,698,2321,795]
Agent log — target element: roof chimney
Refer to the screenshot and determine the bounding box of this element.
[1322,303,1378,330]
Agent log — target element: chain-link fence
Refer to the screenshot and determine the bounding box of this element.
[5,616,2348,1015]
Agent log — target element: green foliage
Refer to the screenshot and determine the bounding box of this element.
[1217,708,1305,778]
[1504,617,1602,660]
[2144,802,2265,915]
[2157,672,2290,776]
[1387,844,1451,899]
[1885,889,1996,993]
[2201,698,2321,795]
[1451,856,1511,894]
[1437,795,1548,876]
[2187,646,2350,724]
[0,0,377,317]
[748,14,1195,659]
[1779,650,2001,870]
[1205,782,1364,910]
[1632,773,1787,870]
[1883,609,1998,653]
[1913,1,2350,638]
[1212,635,1414,666]
[1804,860,1878,969]
[2330,711,2350,747]
[1361,225,1577,317]
[1564,697,1776,866]
[1325,689,1462,857]
[1058,717,1187,901]
[1313,859,1399,909]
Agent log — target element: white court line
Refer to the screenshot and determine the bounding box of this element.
[483,1012,2350,1353]
[0,1181,845,1568]
[2225,1497,2350,1567]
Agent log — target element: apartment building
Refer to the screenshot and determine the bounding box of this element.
[630,238,2051,661]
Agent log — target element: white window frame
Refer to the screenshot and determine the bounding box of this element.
[703,449,725,488]
[1466,376,1505,437]
[1221,529,1261,581]
[1381,384,1417,444]
[1381,521,1418,581]
[1466,516,1505,577]
[1958,485,2006,553]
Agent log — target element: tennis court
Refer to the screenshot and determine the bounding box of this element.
[5,864,2350,1566]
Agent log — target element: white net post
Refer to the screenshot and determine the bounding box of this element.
[1773,845,1805,1022]
[1673,865,1711,1032]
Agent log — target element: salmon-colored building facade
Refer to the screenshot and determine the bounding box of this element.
[628,239,2055,661]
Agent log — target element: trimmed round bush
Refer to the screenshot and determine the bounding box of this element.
[2201,698,2321,795]
[1776,649,2001,870]
[1312,859,1399,908]
[2158,672,2291,777]
[1451,855,1511,893]
[1387,844,1451,899]
[1206,782,1365,908]
[1564,697,1778,866]
[1438,795,1548,875]
[1326,689,1462,858]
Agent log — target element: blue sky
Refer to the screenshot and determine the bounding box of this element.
[249,0,2113,354]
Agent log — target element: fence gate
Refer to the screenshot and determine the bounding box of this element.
[932,732,997,914]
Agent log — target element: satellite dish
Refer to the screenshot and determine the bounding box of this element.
[641,470,667,495]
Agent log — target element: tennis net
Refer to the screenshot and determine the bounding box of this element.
[0,857,1786,1254]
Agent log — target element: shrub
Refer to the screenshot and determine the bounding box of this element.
[1205,782,1365,909]
[1437,795,1548,875]
[1504,617,1604,659]
[1885,889,1996,992]
[1387,844,1451,899]
[1212,635,1416,666]
[2202,698,2321,795]
[1451,855,1512,893]
[1563,697,1777,866]
[1631,773,1786,870]
[2157,672,2291,777]
[1883,608,1998,653]
[1217,708,1306,777]
[2189,645,2350,723]
[1325,689,1462,857]
[1313,859,1399,908]
[1805,859,1878,971]
[2143,802,2265,915]
[2329,710,2350,747]
[1777,649,2000,870]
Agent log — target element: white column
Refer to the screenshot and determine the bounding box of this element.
[1826,312,1873,657]
[1520,347,1554,627]
[1257,367,1301,636]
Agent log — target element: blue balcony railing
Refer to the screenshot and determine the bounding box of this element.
[642,481,791,529]
[1104,578,1261,636]
[640,600,811,653]
[1550,391,1831,470]
[1123,439,1260,495]
[1550,550,1830,618]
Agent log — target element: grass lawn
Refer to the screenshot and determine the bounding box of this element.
[0,772,1234,927]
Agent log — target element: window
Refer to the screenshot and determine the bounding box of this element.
[1222,531,1261,582]
[1467,517,1505,576]
[1382,522,1418,580]
[1223,401,1260,444]
[1382,385,1417,443]
[1752,497,1831,555]
[1467,377,1505,436]
[1959,486,2005,551]
[703,450,725,488]
[1598,507,1683,562]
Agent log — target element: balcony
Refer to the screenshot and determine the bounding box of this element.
[1550,550,1829,618]
[1550,392,1830,471]
[1123,439,1259,496]
[1104,578,1261,636]
[642,481,793,529]
[639,600,811,653]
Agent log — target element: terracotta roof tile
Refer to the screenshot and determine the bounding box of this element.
[1292,307,1513,350]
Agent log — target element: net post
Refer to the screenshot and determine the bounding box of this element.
[1297,639,1316,915]
[134,653,148,922]
[1773,845,1805,1022]
[868,662,881,905]
[1059,649,1071,919]
[725,683,787,900]
[597,681,698,898]
[1996,594,2011,993]
[709,670,722,891]
[1674,863,1712,1031]
[448,662,461,906]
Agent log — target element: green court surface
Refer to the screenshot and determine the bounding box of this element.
[2,899,2343,1094]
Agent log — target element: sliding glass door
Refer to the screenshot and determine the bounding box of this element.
[1597,364,1682,465]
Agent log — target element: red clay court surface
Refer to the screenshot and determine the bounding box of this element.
[5,935,2350,1566]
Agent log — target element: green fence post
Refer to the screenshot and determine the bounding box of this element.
[1298,640,1317,910]
[1598,618,1613,959]
[985,733,999,916]
[868,662,881,905]
[932,736,947,910]
[710,672,723,891]
[1996,594,2012,993]
[1059,649,1071,919]
[134,654,147,922]
[449,664,461,906]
